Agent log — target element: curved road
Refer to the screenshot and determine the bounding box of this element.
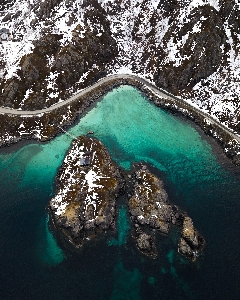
[0,74,239,143]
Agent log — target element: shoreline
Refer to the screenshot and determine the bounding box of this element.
[0,74,239,166]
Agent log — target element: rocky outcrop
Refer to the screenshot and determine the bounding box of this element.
[129,164,204,260]
[129,165,176,235]
[154,5,226,94]
[48,135,124,248]
[0,34,62,109]
[134,226,157,258]
[178,216,205,261]
[128,165,177,256]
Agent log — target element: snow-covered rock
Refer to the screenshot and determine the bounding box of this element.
[49,135,124,247]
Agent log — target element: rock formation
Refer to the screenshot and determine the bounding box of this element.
[129,165,174,234]
[48,137,204,260]
[178,216,205,261]
[49,135,124,248]
[128,164,204,260]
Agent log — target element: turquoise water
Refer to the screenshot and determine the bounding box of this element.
[0,85,240,299]
[148,276,155,285]
[108,206,130,246]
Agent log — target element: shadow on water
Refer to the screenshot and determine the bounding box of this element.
[110,259,142,300]
[99,134,136,169]
[35,215,65,267]
[107,206,143,300]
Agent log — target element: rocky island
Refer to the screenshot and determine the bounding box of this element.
[49,135,124,248]
[49,137,204,261]
[129,165,205,261]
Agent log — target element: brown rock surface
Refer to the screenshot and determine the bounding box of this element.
[129,165,174,235]
[178,216,205,261]
[49,136,124,248]
[129,164,204,260]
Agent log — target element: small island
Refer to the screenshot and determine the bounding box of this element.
[128,165,205,261]
[49,136,204,261]
[49,135,124,248]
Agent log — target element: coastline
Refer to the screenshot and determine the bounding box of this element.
[0,74,239,165]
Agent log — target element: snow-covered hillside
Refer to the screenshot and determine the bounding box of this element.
[0,0,239,132]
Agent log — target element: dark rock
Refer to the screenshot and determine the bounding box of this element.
[128,165,174,235]
[178,238,193,257]
[136,231,157,257]
[128,164,205,260]
[133,226,157,258]
[178,216,205,261]
[154,5,226,93]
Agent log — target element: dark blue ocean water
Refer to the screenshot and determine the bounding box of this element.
[0,86,240,300]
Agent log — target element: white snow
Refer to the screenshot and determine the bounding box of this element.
[85,169,104,192]
[50,139,112,217]
[0,0,239,135]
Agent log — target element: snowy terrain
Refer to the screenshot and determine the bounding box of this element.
[0,0,239,132]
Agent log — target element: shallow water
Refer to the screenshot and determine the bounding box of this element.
[108,206,130,247]
[0,85,240,299]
